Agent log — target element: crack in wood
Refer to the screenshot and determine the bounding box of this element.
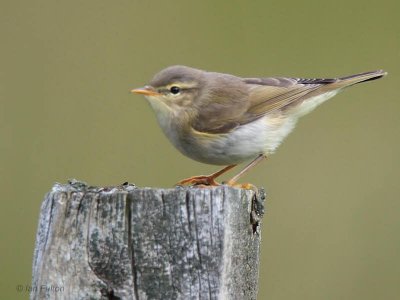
[126,195,139,300]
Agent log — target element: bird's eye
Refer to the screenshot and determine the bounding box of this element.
[170,86,180,94]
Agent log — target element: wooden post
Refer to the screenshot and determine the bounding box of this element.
[31,180,265,300]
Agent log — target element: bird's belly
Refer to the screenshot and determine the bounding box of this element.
[171,115,296,165]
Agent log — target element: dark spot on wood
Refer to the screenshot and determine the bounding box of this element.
[101,287,121,300]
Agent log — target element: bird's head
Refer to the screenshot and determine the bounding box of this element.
[131,65,207,115]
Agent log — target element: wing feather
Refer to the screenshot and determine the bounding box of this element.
[191,71,386,134]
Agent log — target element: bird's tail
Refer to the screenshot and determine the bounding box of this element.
[337,70,387,87]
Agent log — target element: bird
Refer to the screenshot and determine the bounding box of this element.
[131,65,386,188]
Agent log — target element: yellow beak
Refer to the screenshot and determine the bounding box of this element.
[130,86,161,96]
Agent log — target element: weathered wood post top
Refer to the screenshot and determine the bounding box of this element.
[31,180,265,300]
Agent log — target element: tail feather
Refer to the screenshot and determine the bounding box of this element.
[338,70,387,86]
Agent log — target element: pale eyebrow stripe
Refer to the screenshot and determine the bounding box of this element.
[165,82,198,89]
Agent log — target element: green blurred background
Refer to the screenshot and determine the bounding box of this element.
[1,1,399,299]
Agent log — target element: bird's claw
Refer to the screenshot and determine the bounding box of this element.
[224,180,259,192]
[175,175,221,187]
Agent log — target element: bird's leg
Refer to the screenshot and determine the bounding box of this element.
[225,154,266,190]
[175,164,237,187]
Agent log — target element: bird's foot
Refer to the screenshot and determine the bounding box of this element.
[176,175,221,187]
[224,180,259,192]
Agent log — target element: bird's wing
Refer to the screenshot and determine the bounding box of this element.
[191,70,385,134]
[243,77,331,116]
